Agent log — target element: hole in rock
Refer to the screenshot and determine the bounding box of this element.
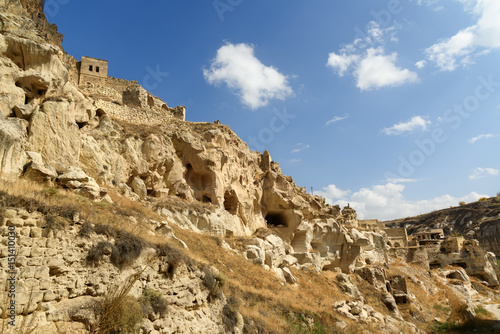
[265,211,288,228]
[446,272,462,280]
[429,262,441,270]
[223,190,238,215]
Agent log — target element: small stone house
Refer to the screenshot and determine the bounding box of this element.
[384,228,408,248]
[78,56,108,85]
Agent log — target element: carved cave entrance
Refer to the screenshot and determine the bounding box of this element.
[265,210,289,228]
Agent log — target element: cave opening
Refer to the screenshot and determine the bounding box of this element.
[223,190,238,215]
[446,272,462,280]
[265,211,288,228]
[429,262,441,270]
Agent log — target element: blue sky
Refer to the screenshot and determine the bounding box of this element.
[46,0,500,220]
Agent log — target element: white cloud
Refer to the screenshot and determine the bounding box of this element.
[382,116,431,135]
[355,48,419,90]
[203,42,293,109]
[384,178,418,183]
[327,22,418,90]
[327,54,359,77]
[289,158,302,164]
[469,167,499,180]
[291,143,310,154]
[315,184,351,201]
[469,133,497,143]
[325,114,349,126]
[425,0,500,71]
[415,60,427,69]
[414,0,444,11]
[318,182,485,220]
[425,28,476,71]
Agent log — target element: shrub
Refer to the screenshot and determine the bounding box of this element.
[458,201,466,206]
[156,244,194,278]
[86,241,117,266]
[139,288,168,316]
[43,215,68,237]
[93,224,117,238]
[79,222,94,238]
[110,232,145,269]
[478,197,488,202]
[222,296,240,332]
[90,266,148,334]
[475,305,491,316]
[202,267,227,301]
[93,296,143,334]
[434,321,460,332]
[45,187,59,196]
[433,304,450,313]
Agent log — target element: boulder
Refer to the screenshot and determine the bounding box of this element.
[337,273,363,301]
[354,267,387,291]
[57,166,90,184]
[131,177,147,199]
[351,228,370,247]
[282,267,297,284]
[23,151,57,182]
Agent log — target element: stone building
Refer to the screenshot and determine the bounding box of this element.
[78,56,108,85]
[359,219,385,231]
[414,229,444,246]
[384,228,408,248]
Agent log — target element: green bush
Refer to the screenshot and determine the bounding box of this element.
[433,304,451,313]
[475,305,490,316]
[434,321,460,332]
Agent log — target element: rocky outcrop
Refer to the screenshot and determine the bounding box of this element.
[385,196,500,256]
[0,207,235,334]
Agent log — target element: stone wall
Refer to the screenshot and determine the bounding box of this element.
[0,208,229,333]
[78,57,108,85]
[94,99,182,125]
[385,228,408,248]
[105,76,138,95]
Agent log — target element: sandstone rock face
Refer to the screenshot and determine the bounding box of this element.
[0,206,238,333]
[23,150,57,181]
[429,239,499,286]
[0,117,26,178]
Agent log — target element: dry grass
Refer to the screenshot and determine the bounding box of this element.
[171,224,380,333]
[7,179,499,333]
[89,263,150,334]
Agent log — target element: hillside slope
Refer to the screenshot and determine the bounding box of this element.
[1,1,500,334]
[384,197,500,256]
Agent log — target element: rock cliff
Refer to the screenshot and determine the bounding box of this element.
[1,1,499,333]
[385,197,500,256]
